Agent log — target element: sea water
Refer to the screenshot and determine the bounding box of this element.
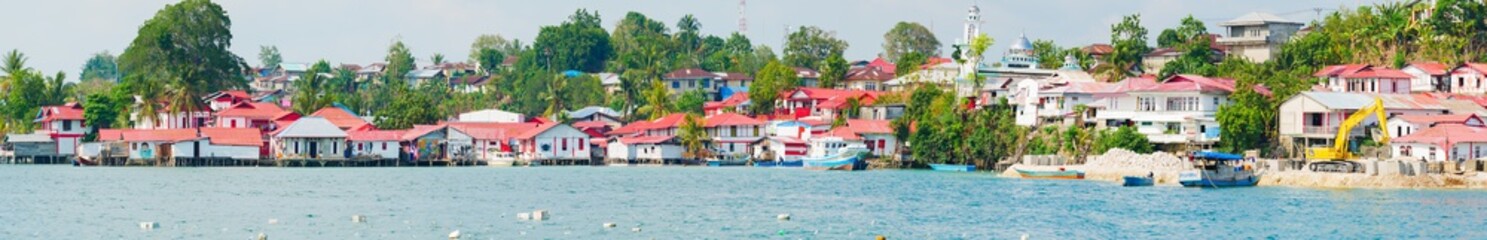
[1,165,1483,239]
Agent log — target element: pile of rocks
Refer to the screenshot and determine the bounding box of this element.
[1084,148,1189,171]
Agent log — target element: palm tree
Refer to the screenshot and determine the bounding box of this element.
[163,82,202,128]
[678,113,709,160]
[1,50,28,92]
[542,74,569,117]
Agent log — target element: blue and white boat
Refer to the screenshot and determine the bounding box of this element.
[1122,176,1154,186]
[929,164,976,172]
[800,139,868,171]
[752,159,803,167]
[1179,151,1260,188]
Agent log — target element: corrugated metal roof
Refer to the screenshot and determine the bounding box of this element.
[1299,92,1448,110]
[4,134,53,143]
[1220,12,1300,26]
[275,117,349,138]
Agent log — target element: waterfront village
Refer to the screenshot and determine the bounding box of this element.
[5,1,1487,189]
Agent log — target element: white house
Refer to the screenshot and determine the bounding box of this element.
[272,117,349,160]
[34,103,89,158]
[1392,124,1487,162]
[1095,75,1264,148]
[1447,63,1487,95]
[1314,64,1413,94]
[1216,12,1302,62]
[172,128,264,160]
[512,123,593,161]
[703,113,766,157]
[1278,92,1449,151]
[609,136,683,161]
[346,129,405,160]
[1401,62,1450,93]
[565,106,624,127]
[1384,114,1484,139]
[815,119,899,157]
[458,109,526,123]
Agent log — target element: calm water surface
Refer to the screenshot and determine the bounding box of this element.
[1,165,1484,239]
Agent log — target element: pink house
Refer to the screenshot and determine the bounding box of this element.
[1315,64,1413,94]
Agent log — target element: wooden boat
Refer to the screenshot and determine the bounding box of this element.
[1122,176,1154,186]
[929,163,976,172]
[800,142,867,171]
[1015,168,1085,179]
[753,159,802,167]
[706,154,750,167]
[73,157,99,166]
[1178,151,1260,188]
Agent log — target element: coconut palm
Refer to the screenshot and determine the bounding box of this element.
[678,113,709,160]
[163,81,202,127]
[542,74,569,117]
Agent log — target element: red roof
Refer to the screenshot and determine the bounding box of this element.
[844,119,892,134]
[866,57,897,74]
[399,124,447,141]
[97,129,125,141]
[1313,64,1371,78]
[818,128,863,141]
[663,68,718,79]
[120,129,199,142]
[1458,63,1487,75]
[1083,44,1114,55]
[36,104,85,122]
[919,57,954,69]
[1139,75,1269,95]
[844,66,894,81]
[310,107,371,130]
[706,94,751,110]
[222,90,250,100]
[704,113,765,127]
[446,122,543,140]
[618,135,676,144]
[217,102,292,119]
[1408,62,1450,75]
[346,129,407,142]
[789,87,882,110]
[571,120,611,129]
[1344,67,1412,79]
[792,67,821,78]
[513,123,561,139]
[1394,114,1481,126]
[1393,124,1487,148]
[608,114,687,136]
[199,128,264,146]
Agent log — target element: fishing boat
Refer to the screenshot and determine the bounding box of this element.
[800,141,868,171]
[485,152,516,167]
[1179,151,1260,188]
[753,159,802,167]
[929,163,976,172]
[706,154,750,167]
[1122,175,1154,186]
[1015,168,1085,179]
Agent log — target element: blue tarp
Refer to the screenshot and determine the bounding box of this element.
[562,70,582,77]
[1193,151,1244,161]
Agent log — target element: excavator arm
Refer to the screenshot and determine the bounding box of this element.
[1308,97,1390,161]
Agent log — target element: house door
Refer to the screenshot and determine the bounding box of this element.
[309,141,320,159]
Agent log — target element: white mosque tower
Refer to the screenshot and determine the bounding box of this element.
[958,5,985,80]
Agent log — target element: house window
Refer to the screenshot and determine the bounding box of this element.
[1308,113,1324,126]
[1138,97,1157,111]
[1401,146,1412,157]
[230,119,237,128]
[381,142,387,150]
[672,80,680,89]
[1430,147,1437,160]
[701,80,711,88]
[688,80,696,88]
[62,120,72,131]
[561,139,568,151]
[358,143,364,151]
[294,142,300,154]
[730,126,738,137]
[579,139,585,151]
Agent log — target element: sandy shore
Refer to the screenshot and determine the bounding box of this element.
[1002,164,1487,189]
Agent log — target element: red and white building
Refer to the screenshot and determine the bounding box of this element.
[780,87,881,120]
[813,119,898,157]
[203,90,252,112]
[34,103,88,157]
[1392,124,1487,162]
[1402,62,1451,93]
[310,107,373,131]
[1384,114,1484,139]
[1447,63,1487,95]
[215,102,299,131]
[1315,64,1413,94]
[703,113,767,157]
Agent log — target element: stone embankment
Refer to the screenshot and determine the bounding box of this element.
[1000,149,1487,189]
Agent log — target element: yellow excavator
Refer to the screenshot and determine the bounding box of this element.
[1304,97,1390,172]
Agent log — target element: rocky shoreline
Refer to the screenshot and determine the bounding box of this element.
[999,149,1487,190]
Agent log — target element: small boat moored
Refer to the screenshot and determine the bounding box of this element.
[929,163,976,172]
[1016,168,1085,179]
[1122,175,1154,186]
[1179,151,1260,188]
[799,140,868,171]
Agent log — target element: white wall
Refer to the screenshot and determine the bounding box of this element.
[276,138,347,159]
[350,140,399,159]
[1393,142,1446,161]
[861,134,898,157]
[633,143,683,160]
[524,125,592,160]
[1451,67,1487,94]
[606,141,635,160]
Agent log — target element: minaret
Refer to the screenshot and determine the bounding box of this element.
[963,5,982,45]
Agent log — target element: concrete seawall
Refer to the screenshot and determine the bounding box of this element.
[1003,164,1487,189]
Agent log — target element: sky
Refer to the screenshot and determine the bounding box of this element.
[2,0,1394,82]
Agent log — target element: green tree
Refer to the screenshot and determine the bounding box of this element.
[468,34,522,63]
[292,61,333,114]
[542,73,569,117]
[782,26,848,69]
[894,52,928,77]
[679,113,709,159]
[1156,29,1181,48]
[259,45,282,68]
[1094,126,1153,154]
[817,53,848,88]
[4,69,44,132]
[384,40,416,84]
[81,92,125,141]
[528,9,612,72]
[638,80,672,120]
[430,53,446,66]
[749,60,798,115]
[1031,39,1064,70]
[475,48,506,74]
[1100,14,1149,81]
[882,21,941,60]
[79,51,119,82]
[674,89,707,115]
[119,0,247,98]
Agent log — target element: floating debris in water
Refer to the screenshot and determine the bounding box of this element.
[267,219,278,225]
[603,222,617,228]
[351,215,367,223]
[516,213,531,220]
[447,230,460,239]
[256,232,267,240]
[631,227,642,232]
[138,222,158,230]
[532,210,549,221]
[777,214,791,221]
